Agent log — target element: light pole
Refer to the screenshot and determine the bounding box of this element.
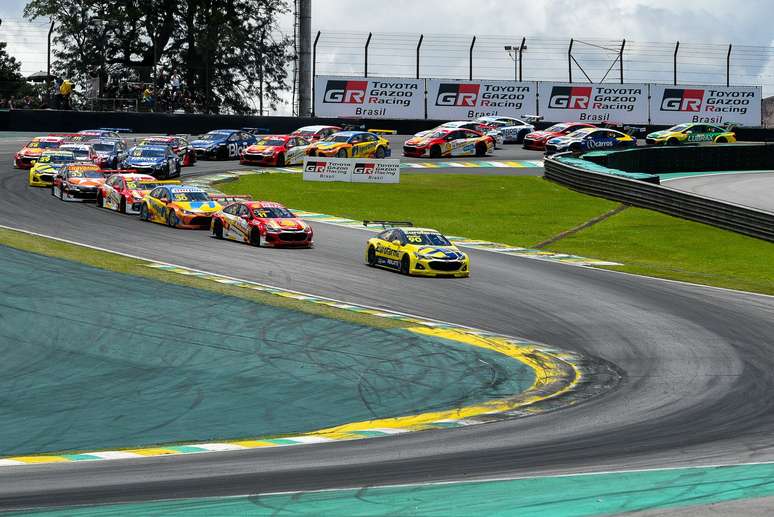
[93,18,107,99]
[504,42,526,81]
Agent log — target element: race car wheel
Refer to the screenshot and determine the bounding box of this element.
[667,138,680,146]
[213,220,224,239]
[715,137,727,144]
[166,210,178,228]
[118,198,126,214]
[475,143,487,157]
[276,153,285,167]
[375,146,386,159]
[367,246,376,267]
[139,204,149,221]
[400,255,411,275]
[96,193,104,208]
[249,229,261,247]
[337,149,347,158]
[429,145,441,158]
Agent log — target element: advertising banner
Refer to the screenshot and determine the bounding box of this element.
[314,76,424,119]
[649,84,761,126]
[538,82,649,124]
[303,157,400,183]
[426,79,537,120]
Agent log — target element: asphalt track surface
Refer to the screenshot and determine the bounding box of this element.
[666,172,774,214]
[2,134,774,511]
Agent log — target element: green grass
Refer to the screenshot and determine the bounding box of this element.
[551,207,774,295]
[0,227,406,329]
[220,173,774,295]
[218,173,618,246]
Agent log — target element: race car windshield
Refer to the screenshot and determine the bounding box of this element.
[132,148,165,157]
[171,191,210,202]
[547,124,570,132]
[126,182,158,190]
[426,131,451,139]
[567,128,596,137]
[323,135,351,143]
[40,154,74,164]
[296,130,315,136]
[258,138,287,146]
[69,149,90,157]
[405,232,452,246]
[252,207,294,218]
[199,133,229,141]
[68,170,103,178]
[92,143,116,152]
[669,124,690,132]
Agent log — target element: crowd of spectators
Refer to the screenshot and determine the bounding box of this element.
[0,70,210,113]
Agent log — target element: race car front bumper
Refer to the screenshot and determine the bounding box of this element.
[522,138,548,151]
[263,229,313,248]
[411,258,469,278]
[15,155,38,169]
[61,185,99,201]
[240,153,278,166]
[402,145,428,157]
[174,212,215,229]
[29,172,56,187]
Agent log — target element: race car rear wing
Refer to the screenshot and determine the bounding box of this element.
[363,220,414,228]
[520,114,543,123]
[601,122,646,136]
[241,127,271,135]
[208,194,253,204]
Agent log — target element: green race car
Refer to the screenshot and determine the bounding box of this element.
[646,123,736,145]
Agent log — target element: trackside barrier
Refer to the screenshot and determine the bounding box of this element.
[544,156,774,242]
[302,157,400,183]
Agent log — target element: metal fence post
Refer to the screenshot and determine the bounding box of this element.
[469,36,476,80]
[568,39,574,83]
[364,32,372,77]
[416,34,423,79]
[312,30,320,116]
[518,37,526,81]
[673,41,679,85]
[727,44,732,87]
[619,39,626,84]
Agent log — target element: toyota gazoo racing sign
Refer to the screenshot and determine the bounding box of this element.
[302,158,352,182]
[351,158,400,183]
[650,84,761,126]
[314,76,424,118]
[538,82,649,124]
[426,79,537,119]
[302,157,400,183]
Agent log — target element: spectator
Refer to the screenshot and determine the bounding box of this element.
[142,85,155,111]
[60,79,73,110]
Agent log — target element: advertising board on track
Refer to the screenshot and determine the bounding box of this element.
[314,75,424,119]
[426,79,537,120]
[649,84,761,126]
[303,157,400,183]
[537,82,649,124]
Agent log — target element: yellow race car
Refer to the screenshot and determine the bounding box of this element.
[364,223,469,278]
[306,131,390,158]
[645,123,736,145]
[138,185,222,229]
[28,150,77,187]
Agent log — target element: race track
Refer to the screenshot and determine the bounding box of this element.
[2,135,774,510]
[666,171,774,213]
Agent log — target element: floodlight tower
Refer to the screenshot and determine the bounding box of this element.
[297,0,312,116]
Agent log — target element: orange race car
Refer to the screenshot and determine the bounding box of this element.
[14,136,67,169]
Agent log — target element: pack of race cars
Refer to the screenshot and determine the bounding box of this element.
[15,119,740,280]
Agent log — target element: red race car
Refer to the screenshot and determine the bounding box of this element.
[522,122,596,151]
[290,125,342,142]
[97,173,179,214]
[51,164,108,202]
[240,135,311,166]
[138,136,197,166]
[211,200,313,248]
[14,136,67,169]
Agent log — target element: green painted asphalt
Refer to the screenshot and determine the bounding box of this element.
[16,463,774,516]
[0,245,534,456]
[659,169,774,180]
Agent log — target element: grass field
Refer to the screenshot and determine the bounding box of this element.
[0,227,405,329]
[220,173,774,295]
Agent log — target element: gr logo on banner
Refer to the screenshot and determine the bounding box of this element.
[353,162,377,174]
[304,161,327,173]
[660,89,705,111]
[436,83,481,106]
[323,80,368,104]
[548,86,592,109]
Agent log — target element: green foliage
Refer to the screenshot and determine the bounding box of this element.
[24,0,291,113]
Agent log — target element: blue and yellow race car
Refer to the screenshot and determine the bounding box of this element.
[28,150,76,187]
[365,224,469,278]
[138,185,222,229]
[306,131,390,158]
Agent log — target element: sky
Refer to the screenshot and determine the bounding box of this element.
[1,0,773,107]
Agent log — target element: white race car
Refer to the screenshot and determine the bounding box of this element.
[413,121,504,148]
[475,116,535,144]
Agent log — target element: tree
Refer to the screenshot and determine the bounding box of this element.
[0,41,30,99]
[24,0,292,114]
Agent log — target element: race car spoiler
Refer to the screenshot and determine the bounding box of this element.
[520,114,543,123]
[99,128,133,133]
[601,122,646,136]
[241,127,270,135]
[368,128,397,135]
[363,220,414,228]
